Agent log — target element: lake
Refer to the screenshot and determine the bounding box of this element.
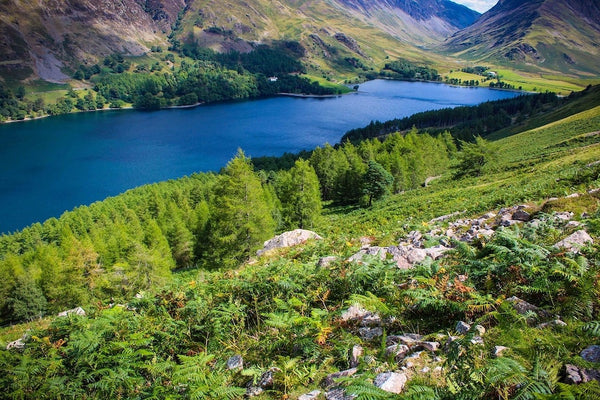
[0,80,520,233]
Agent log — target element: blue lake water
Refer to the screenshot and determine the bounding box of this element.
[0,80,520,233]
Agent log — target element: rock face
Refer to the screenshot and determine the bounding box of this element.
[257,229,323,256]
[554,230,594,252]
[374,372,407,394]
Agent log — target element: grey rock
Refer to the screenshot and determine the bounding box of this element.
[555,212,574,222]
[512,210,531,222]
[581,345,600,363]
[506,296,551,319]
[407,248,427,264]
[419,341,440,352]
[566,221,583,229]
[349,345,363,368]
[564,364,600,384]
[347,246,387,263]
[374,372,408,394]
[470,336,485,345]
[325,388,356,400]
[420,366,430,373]
[456,321,471,334]
[299,390,322,400]
[257,229,323,256]
[387,333,423,346]
[226,355,243,370]
[425,245,451,260]
[257,369,276,388]
[537,320,567,329]
[6,338,25,350]
[323,368,358,387]
[386,344,410,361]
[554,230,593,252]
[341,305,380,326]
[566,193,581,198]
[493,346,509,357]
[246,387,263,397]
[359,327,383,340]
[318,256,338,267]
[57,306,86,317]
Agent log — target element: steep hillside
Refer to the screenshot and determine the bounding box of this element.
[0,0,479,83]
[0,0,185,83]
[443,0,600,77]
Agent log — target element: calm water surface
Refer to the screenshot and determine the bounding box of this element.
[0,80,520,233]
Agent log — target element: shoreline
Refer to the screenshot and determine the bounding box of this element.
[3,102,205,124]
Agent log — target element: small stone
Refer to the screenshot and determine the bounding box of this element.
[323,368,358,387]
[420,341,440,352]
[434,366,443,373]
[258,370,275,388]
[349,345,363,368]
[536,320,567,329]
[474,325,486,336]
[512,210,531,222]
[420,367,430,373]
[386,344,410,361]
[325,388,356,400]
[57,306,86,317]
[374,372,408,394]
[456,321,471,334]
[566,221,582,229]
[6,338,25,350]
[299,390,322,400]
[566,193,581,198]
[359,327,383,340]
[470,336,484,345]
[226,355,243,370]
[317,256,338,267]
[581,345,600,363]
[493,346,509,357]
[246,387,263,397]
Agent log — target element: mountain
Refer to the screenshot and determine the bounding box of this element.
[443,0,600,76]
[0,0,185,82]
[0,0,480,83]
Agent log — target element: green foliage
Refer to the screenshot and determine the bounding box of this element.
[205,150,276,268]
[363,160,394,206]
[275,159,322,229]
[453,136,499,178]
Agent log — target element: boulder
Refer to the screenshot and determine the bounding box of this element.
[299,390,322,400]
[226,355,243,370]
[554,230,593,252]
[257,229,323,256]
[323,368,358,387]
[470,336,485,345]
[258,369,275,388]
[456,321,470,334]
[347,247,387,263]
[419,341,440,352]
[581,345,600,363]
[512,210,531,222]
[246,386,263,397]
[424,245,450,260]
[374,372,408,394]
[57,306,86,317]
[564,364,600,384]
[387,333,423,347]
[505,296,551,319]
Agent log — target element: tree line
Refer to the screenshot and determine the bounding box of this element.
[341,91,562,143]
[0,128,455,325]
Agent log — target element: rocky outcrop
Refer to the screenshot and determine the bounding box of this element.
[257,229,323,256]
[333,33,366,57]
[57,306,86,317]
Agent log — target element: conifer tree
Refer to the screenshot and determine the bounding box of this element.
[363,160,394,206]
[276,159,322,229]
[206,150,275,268]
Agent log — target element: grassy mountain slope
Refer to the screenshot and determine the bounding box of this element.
[443,0,600,78]
[0,0,185,83]
[2,88,600,399]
